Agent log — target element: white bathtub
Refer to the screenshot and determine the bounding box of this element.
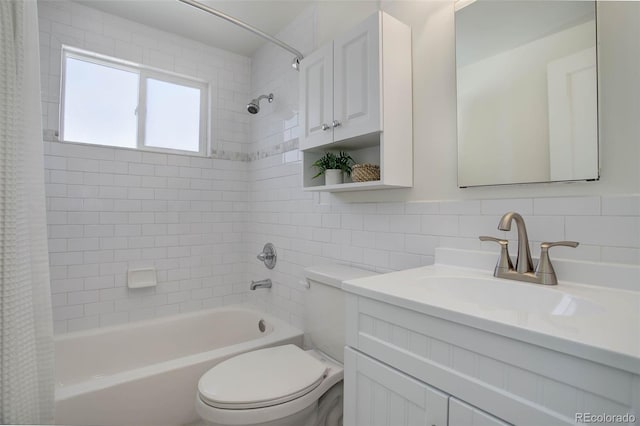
[54,306,303,426]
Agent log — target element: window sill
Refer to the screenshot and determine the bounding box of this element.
[55,138,210,159]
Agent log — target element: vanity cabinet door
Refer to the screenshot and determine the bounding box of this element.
[332,11,381,142]
[449,398,512,426]
[299,42,334,150]
[344,347,449,426]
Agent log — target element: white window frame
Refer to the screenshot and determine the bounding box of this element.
[60,46,209,157]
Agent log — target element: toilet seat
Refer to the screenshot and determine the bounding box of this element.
[198,345,328,409]
[196,348,344,426]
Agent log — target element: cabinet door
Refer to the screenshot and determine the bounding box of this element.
[333,12,381,142]
[344,348,448,426]
[299,42,334,150]
[449,398,512,426]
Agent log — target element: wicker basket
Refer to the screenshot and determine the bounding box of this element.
[351,164,380,182]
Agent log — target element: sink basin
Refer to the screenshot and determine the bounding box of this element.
[415,275,605,317]
[341,248,640,373]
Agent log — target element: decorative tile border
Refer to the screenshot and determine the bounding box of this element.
[44,129,299,163]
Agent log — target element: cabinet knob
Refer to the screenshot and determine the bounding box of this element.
[321,123,330,131]
[332,120,342,128]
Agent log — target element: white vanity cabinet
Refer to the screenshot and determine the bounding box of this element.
[344,347,509,426]
[449,398,510,426]
[299,11,412,192]
[343,293,640,426]
[344,347,449,426]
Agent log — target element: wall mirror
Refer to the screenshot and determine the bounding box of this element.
[455,0,599,187]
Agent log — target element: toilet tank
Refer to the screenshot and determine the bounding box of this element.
[303,265,378,363]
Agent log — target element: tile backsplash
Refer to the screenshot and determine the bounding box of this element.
[245,151,640,328]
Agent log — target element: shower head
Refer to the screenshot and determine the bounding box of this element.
[247,93,273,114]
[247,103,259,114]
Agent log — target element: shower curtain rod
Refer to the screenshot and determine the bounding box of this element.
[177,0,304,70]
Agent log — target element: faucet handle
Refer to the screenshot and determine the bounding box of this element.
[535,241,579,285]
[479,236,507,244]
[539,241,579,250]
[256,243,277,269]
[479,236,514,273]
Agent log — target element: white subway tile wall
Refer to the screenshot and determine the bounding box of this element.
[246,163,640,328]
[44,139,249,332]
[39,0,251,332]
[242,6,640,329]
[40,2,640,334]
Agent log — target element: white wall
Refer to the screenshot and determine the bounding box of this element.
[38,0,251,332]
[245,2,640,328]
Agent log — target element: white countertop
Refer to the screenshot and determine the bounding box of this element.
[342,252,640,375]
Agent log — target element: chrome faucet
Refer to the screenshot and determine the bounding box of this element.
[480,212,579,285]
[250,278,272,290]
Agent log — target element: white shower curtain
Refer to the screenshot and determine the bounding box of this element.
[1,0,55,423]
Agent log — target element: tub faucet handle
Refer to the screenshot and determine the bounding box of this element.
[257,243,277,269]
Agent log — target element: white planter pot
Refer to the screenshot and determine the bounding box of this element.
[325,169,343,185]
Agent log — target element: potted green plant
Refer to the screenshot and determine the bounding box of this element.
[312,152,354,185]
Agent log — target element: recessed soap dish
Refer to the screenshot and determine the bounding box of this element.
[127,268,157,289]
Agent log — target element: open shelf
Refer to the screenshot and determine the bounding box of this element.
[303,180,383,192]
[301,133,413,192]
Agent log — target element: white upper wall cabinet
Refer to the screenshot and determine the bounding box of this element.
[331,13,381,143]
[300,43,334,148]
[299,11,413,192]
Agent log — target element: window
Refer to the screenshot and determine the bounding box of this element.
[60,47,208,155]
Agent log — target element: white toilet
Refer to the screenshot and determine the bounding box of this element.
[195,264,378,426]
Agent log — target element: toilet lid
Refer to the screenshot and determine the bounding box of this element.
[198,345,328,409]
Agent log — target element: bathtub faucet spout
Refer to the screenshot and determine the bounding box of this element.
[250,279,272,290]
